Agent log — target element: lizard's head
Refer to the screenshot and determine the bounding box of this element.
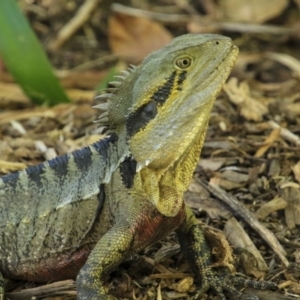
[98,34,238,169]
[96,34,238,216]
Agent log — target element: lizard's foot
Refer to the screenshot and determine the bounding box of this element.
[193,268,278,300]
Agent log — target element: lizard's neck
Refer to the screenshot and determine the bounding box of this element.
[132,114,211,217]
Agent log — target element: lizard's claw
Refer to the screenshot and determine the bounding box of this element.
[193,268,239,300]
[193,268,278,300]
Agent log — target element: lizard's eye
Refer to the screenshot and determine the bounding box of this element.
[174,55,193,70]
[126,101,157,136]
[141,101,157,119]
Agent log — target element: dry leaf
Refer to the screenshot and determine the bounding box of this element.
[204,226,235,271]
[280,182,300,229]
[170,277,193,293]
[0,108,55,126]
[256,196,287,220]
[186,177,232,219]
[292,161,300,184]
[267,52,300,79]
[188,179,209,194]
[108,13,172,63]
[0,82,30,106]
[268,120,300,146]
[0,159,27,173]
[156,283,162,300]
[254,128,281,158]
[198,157,226,171]
[291,282,300,295]
[185,190,232,220]
[211,170,248,190]
[279,102,300,120]
[219,0,288,23]
[225,218,268,278]
[219,170,249,183]
[224,77,269,122]
[211,177,244,190]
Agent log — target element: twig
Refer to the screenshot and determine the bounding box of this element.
[65,54,118,73]
[266,52,300,78]
[243,288,298,300]
[268,120,300,146]
[197,178,289,268]
[6,280,76,300]
[277,237,300,249]
[111,3,294,35]
[215,22,293,35]
[112,3,190,23]
[49,0,101,50]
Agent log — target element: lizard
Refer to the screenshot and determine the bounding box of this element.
[0,34,278,300]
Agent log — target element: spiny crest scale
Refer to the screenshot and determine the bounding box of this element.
[93,64,138,127]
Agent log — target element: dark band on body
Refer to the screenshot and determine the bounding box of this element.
[119,156,137,189]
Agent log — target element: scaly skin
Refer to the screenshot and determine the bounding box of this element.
[77,34,271,299]
[0,34,277,299]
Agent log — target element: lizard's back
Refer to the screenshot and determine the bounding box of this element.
[0,134,117,281]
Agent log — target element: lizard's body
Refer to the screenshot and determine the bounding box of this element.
[0,135,117,281]
[0,34,276,299]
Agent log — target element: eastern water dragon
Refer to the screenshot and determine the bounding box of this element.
[0,34,277,299]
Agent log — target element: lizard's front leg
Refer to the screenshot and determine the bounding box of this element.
[76,224,134,300]
[176,206,277,300]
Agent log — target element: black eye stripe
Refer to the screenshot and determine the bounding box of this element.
[126,101,157,136]
[126,70,187,137]
[177,71,187,91]
[151,71,176,106]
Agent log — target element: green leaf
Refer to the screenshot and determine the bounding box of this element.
[0,0,70,105]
